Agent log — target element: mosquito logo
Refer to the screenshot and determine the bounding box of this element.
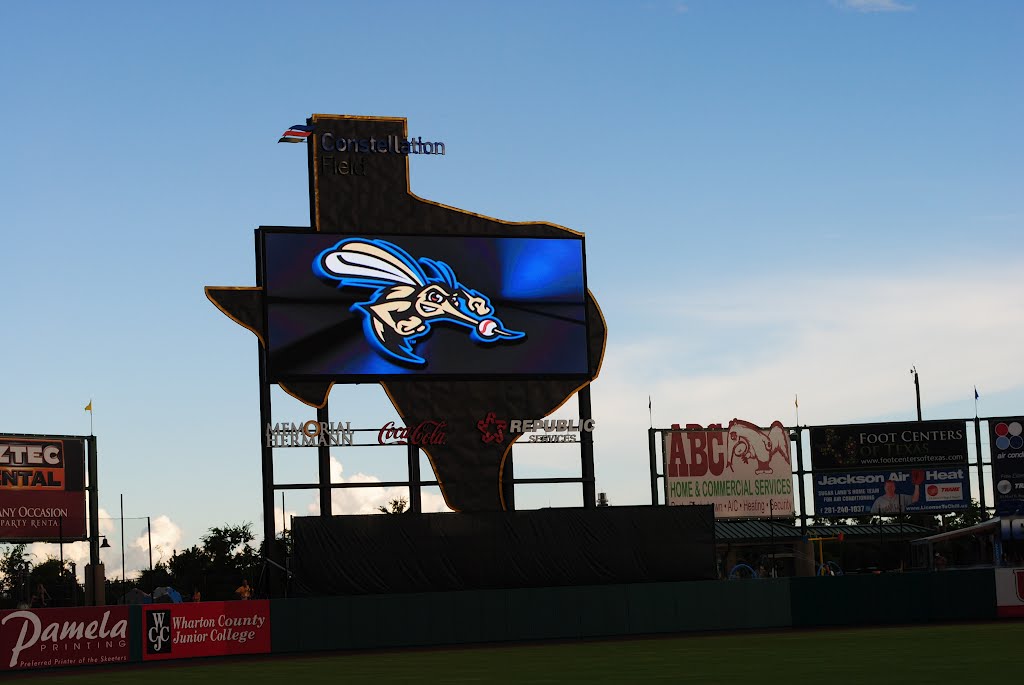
[314,238,525,366]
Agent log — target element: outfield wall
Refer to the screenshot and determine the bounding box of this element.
[0,569,1010,672]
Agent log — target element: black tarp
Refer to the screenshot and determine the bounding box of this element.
[292,506,715,595]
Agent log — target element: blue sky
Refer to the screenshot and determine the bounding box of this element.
[1,0,1022,576]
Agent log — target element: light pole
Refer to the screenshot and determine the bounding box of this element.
[910,366,922,421]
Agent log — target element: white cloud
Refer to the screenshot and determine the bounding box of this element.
[20,509,184,583]
[589,268,1024,504]
[832,0,914,12]
[305,457,451,516]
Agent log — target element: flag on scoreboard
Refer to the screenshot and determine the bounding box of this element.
[278,124,313,143]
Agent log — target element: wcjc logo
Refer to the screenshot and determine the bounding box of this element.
[146,609,172,654]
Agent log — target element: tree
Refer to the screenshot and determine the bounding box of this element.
[137,561,173,593]
[378,496,409,514]
[165,522,261,601]
[0,544,29,608]
[940,500,990,532]
[167,545,211,599]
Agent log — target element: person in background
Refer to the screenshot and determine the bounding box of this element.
[235,578,252,600]
[192,587,202,602]
[31,583,51,608]
[870,478,920,515]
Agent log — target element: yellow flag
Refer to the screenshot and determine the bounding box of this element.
[84,401,92,412]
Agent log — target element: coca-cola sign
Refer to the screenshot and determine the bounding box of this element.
[0,606,130,670]
[377,420,447,446]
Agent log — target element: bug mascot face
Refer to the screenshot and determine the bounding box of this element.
[315,238,525,366]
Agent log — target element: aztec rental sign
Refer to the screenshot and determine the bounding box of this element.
[0,606,129,671]
[0,436,87,540]
[663,420,794,518]
[142,601,271,661]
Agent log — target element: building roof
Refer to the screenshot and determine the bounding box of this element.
[714,520,936,542]
[715,520,804,541]
[805,523,935,538]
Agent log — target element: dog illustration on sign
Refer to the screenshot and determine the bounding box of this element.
[314,238,525,365]
[726,420,791,475]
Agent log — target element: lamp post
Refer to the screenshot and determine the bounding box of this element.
[910,366,922,421]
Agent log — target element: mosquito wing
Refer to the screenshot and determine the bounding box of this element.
[317,239,427,289]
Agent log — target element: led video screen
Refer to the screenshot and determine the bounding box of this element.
[261,230,590,381]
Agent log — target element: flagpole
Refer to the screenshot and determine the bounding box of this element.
[794,394,800,427]
[974,386,979,419]
[648,396,653,429]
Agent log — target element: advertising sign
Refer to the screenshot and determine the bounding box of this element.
[810,420,968,470]
[813,466,969,516]
[663,420,794,518]
[261,231,590,381]
[0,606,129,671]
[990,418,1024,514]
[141,600,271,661]
[995,568,1024,618]
[0,437,86,540]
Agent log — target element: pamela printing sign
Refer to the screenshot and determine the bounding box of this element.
[0,607,130,671]
[141,601,271,661]
[663,420,794,518]
[0,436,87,540]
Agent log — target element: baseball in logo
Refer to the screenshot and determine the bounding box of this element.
[146,610,172,655]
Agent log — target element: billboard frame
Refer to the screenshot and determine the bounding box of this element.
[648,417,1003,528]
[0,432,102,605]
[257,227,593,384]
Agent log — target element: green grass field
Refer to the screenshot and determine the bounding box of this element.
[21,622,1024,684]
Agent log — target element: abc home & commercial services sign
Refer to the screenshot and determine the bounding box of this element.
[142,601,270,661]
[0,607,129,671]
[663,420,794,519]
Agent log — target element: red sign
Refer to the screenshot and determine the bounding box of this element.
[0,490,87,540]
[996,567,1024,618]
[0,436,87,541]
[377,420,447,446]
[0,606,130,671]
[141,601,271,661]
